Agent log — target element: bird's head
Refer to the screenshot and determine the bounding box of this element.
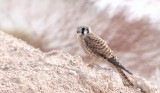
[77,26,91,36]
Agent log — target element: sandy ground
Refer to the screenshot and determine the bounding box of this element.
[0,31,159,93]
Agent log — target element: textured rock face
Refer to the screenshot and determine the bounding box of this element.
[0,31,159,93]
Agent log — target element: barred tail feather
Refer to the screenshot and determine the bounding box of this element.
[116,67,133,86]
[107,57,132,75]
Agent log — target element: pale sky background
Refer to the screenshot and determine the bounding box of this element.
[96,0,160,21]
[1,0,160,29]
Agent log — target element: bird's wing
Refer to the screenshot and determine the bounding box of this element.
[85,33,132,75]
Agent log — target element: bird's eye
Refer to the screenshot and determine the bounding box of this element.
[82,28,85,32]
[86,28,89,31]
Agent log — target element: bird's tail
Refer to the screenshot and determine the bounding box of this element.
[107,56,133,75]
[115,67,133,86]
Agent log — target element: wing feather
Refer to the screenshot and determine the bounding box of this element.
[84,33,132,74]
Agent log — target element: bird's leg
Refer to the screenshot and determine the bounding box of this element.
[87,59,97,68]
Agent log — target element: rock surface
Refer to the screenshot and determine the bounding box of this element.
[0,31,159,93]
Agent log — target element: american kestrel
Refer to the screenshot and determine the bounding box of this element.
[77,26,133,86]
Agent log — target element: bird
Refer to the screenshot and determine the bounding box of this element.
[76,26,133,86]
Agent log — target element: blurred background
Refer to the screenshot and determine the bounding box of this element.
[0,0,159,87]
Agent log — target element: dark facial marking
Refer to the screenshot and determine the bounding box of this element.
[81,27,85,34]
[81,27,89,35]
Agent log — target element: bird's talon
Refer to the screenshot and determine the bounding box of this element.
[87,64,94,68]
